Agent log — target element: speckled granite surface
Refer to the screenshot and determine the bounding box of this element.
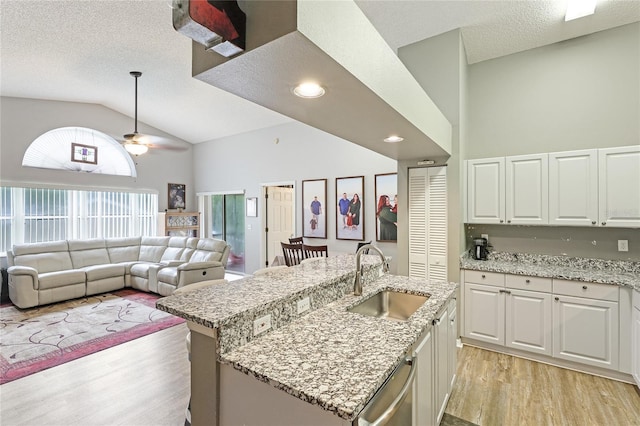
[460,252,640,290]
[157,254,384,353]
[221,274,458,420]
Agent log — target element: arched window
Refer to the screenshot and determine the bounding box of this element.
[22,127,137,177]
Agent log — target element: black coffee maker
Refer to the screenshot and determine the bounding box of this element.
[473,238,488,261]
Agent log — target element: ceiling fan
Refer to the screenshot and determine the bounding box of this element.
[121,71,187,155]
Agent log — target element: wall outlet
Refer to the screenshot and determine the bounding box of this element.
[618,240,629,252]
[297,297,310,314]
[253,314,271,336]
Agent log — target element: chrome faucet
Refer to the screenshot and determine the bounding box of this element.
[354,244,389,296]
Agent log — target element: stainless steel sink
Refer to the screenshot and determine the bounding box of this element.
[348,290,429,322]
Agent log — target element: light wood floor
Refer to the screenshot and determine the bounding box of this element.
[2,325,639,426]
[446,345,640,426]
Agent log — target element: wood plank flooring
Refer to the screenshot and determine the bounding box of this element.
[446,345,640,426]
[2,324,639,426]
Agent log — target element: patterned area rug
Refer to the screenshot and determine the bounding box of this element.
[0,289,184,384]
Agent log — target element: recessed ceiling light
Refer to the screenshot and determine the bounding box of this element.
[565,0,596,21]
[384,135,404,143]
[293,82,325,98]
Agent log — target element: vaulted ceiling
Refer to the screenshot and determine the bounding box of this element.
[1,0,637,151]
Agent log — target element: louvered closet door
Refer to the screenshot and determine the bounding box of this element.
[409,167,447,281]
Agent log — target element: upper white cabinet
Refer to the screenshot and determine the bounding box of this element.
[598,146,640,228]
[549,149,599,226]
[466,157,505,224]
[466,145,640,228]
[506,154,548,225]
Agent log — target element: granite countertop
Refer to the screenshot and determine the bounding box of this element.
[220,275,458,421]
[460,251,640,290]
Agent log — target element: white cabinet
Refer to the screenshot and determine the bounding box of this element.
[466,157,505,224]
[549,149,599,226]
[413,329,434,426]
[505,154,548,225]
[598,146,640,228]
[552,294,619,370]
[633,290,640,387]
[447,300,458,392]
[505,288,553,356]
[434,307,450,425]
[464,282,505,345]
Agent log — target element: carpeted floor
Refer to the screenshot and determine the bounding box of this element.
[0,289,184,384]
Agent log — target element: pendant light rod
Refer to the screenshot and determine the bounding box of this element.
[130,71,142,134]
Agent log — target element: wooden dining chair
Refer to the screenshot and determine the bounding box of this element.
[281,242,305,266]
[302,244,329,259]
[289,236,304,244]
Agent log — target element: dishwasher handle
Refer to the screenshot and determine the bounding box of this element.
[369,355,418,426]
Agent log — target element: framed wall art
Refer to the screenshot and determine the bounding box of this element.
[168,183,186,210]
[302,178,327,239]
[71,143,98,165]
[375,173,398,242]
[336,176,364,241]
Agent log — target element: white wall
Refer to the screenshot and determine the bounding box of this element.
[0,97,195,212]
[193,121,397,274]
[467,22,639,158]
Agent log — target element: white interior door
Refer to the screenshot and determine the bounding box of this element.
[266,186,294,265]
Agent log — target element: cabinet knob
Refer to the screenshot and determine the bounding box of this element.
[507,220,511,224]
[592,221,596,225]
[601,222,606,226]
[555,297,559,301]
[582,285,587,290]
[500,220,504,223]
[525,279,530,284]
[481,274,486,279]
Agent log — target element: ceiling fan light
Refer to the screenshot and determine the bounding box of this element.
[124,142,149,156]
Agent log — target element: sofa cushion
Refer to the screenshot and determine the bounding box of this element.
[84,264,125,281]
[12,244,73,274]
[139,237,170,262]
[161,237,189,262]
[179,238,199,262]
[68,239,110,268]
[190,239,228,263]
[156,268,178,285]
[39,270,86,290]
[106,237,141,263]
[130,262,156,278]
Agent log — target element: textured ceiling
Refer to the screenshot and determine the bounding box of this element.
[1,0,638,146]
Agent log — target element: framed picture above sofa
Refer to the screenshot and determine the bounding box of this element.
[168,183,186,210]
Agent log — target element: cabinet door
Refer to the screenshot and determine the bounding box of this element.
[505,154,548,225]
[553,295,619,370]
[633,291,640,386]
[464,283,505,345]
[467,158,505,224]
[598,146,640,228]
[434,308,449,425]
[505,289,552,356]
[447,302,457,392]
[549,149,598,226]
[413,330,434,426]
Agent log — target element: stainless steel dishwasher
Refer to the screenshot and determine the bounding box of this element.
[356,355,417,426]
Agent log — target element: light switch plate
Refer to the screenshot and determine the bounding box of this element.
[618,240,629,252]
[297,297,310,314]
[253,314,271,336]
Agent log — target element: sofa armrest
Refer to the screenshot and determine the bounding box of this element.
[177,261,223,271]
[161,260,185,267]
[7,265,39,282]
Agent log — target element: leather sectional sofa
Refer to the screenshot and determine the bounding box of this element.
[6,236,230,309]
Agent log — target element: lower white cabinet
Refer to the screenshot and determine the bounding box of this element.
[434,307,450,424]
[447,301,458,392]
[463,269,627,376]
[631,290,639,386]
[552,294,619,370]
[413,329,434,426]
[506,289,553,356]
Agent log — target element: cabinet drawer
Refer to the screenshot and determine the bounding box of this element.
[553,279,619,302]
[506,274,552,293]
[464,270,504,287]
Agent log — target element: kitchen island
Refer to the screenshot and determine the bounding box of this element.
[157,254,458,425]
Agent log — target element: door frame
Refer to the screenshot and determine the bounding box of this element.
[260,181,296,268]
